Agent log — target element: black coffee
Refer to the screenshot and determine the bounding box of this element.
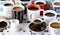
[4,3,13,6]
[45,13,55,17]
[29,22,46,32]
[36,2,44,5]
[0,21,7,28]
[28,7,39,10]
[34,20,41,24]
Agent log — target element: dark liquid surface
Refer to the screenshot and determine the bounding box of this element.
[50,22,60,29]
[0,21,7,28]
[45,13,55,17]
[28,7,39,10]
[4,3,13,6]
[36,2,44,5]
[29,22,46,32]
[54,2,60,6]
[34,20,41,24]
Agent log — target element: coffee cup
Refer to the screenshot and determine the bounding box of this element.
[49,21,60,35]
[9,19,20,31]
[43,10,57,25]
[0,19,9,29]
[3,2,14,19]
[34,1,50,10]
[52,1,60,16]
[27,4,40,21]
[29,18,46,35]
[12,5,25,23]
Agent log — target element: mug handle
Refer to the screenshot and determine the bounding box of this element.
[40,9,44,16]
[45,4,50,10]
[30,14,33,19]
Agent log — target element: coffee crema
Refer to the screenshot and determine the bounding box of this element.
[4,3,13,6]
[54,2,60,6]
[13,6,23,11]
[29,22,46,32]
[45,13,55,17]
[36,2,44,6]
[0,21,7,28]
[50,22,60,29]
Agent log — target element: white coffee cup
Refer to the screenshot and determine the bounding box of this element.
[9,19,20,31]
[27,4,40,22]
[43,10,57,25]
[3,1,14,19]
[49,21,60,35]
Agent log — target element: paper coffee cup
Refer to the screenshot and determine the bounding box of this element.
[49,21,60,35]
[43,10,57,25]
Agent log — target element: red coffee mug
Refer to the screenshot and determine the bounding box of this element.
[34,1,50,16]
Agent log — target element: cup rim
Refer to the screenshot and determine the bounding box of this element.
[52,1,60,7]
[3,1,14,7]
[13,5,25,11]
[34,1,46,5]
[10,19,19,25]
[27,4,40,11]
[43,10,57,17]
[49,21,60,30]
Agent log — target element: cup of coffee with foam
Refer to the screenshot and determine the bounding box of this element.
[27,4,40,22]
[49,21,60,35]
[29,18,46,35]
[43,10,57,26]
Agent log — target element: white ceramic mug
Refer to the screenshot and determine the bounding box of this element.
[9,19,20,31]
[49,21,60,35]
[3,1,14,19]
[27,4,40,22]
[43,10,57,26]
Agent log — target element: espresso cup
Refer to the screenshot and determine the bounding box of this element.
[49,21,60,35]
[29,18,46,35]
[34,1,50,10]
[9,19,20,31]
[52,1,60,16]
[43,10,57,26]
[3,2,14,19]
[27,4,40,21]
[0,19,9,29]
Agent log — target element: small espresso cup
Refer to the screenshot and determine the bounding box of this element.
[27,4,40,21]
[29,18,46,35]
[34,1,50,10]
[43,10,57,25]
[49,21,60,35]
[9,19,20,31]
[0,19,9,29]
